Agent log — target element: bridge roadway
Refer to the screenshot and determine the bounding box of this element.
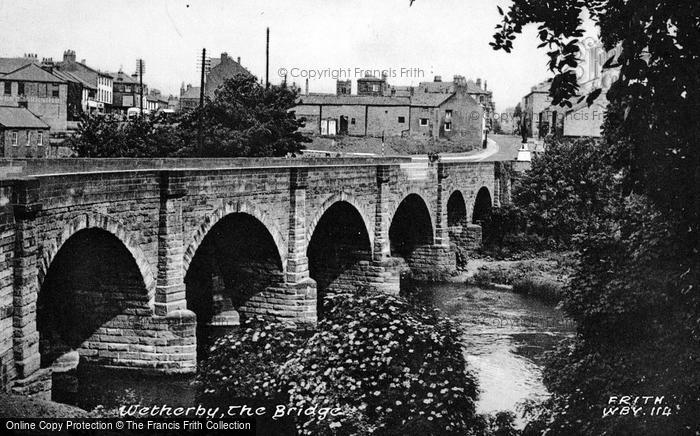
[0,156,511,397]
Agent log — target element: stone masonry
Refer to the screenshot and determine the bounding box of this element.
[0,156,504,396]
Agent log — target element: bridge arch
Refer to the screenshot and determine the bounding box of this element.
[37,225,152,368]
[39,213,155,299]
[447,190,468,228]
[306,192,374,250]
[184,209,285,356]
[306,199,373,317]
[472,186,493,225]
[184,200,286,274]
[388,193,435,262]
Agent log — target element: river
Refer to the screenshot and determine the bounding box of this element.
[52,282,574,423]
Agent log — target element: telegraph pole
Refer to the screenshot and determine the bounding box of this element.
[265,27,270,89]
[199,48,206,109]
[136,59,145,118]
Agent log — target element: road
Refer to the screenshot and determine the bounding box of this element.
[435,134,523,162]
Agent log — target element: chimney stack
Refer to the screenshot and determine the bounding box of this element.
[237,56,241,64]
[434,75,442,82]
[476,78,482,89]
[221,52,228,61]
[63,49,76,63]
[484,80,488,91]
[305,78,309,95]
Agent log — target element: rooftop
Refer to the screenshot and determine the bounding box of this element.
[1,63,65,83]
[0,106,50,129]
[0,57,36,75]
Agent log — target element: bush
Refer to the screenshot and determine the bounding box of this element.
[197,291,482,435]
[197,319,305,405]
[511,278,562,303]
[281,290,480,435]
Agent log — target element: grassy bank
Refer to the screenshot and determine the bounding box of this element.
[469,251,577,303]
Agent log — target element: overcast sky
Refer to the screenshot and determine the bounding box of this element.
[0,0,598,109]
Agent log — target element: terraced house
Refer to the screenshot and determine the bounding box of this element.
[0,60,68,132]
[295,75,484,147]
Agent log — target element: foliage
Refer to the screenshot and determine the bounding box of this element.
[197,319,306,406]
[484,1,700,433]
[197,291,482,435]
[280,290,480,435]
[176,75,309,157]
[69,75,309,158]
[512,137,616,246]
[490,0,699,238]
[67,113,182,157]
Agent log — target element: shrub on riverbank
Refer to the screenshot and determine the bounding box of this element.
[197,290,482,435]
[470,253,575,303]
[512,278,562,303]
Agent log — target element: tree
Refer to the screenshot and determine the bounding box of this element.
[513,137,615,245]
[67,113,182,157]
[490,0,699,238]
[177,75,310,157]
[482,1,700,434]
[69,75,310,158]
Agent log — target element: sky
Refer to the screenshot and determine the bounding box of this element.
[0,0,599,110]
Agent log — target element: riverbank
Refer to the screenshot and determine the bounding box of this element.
[0,393,88,418]
[458,251,577,304]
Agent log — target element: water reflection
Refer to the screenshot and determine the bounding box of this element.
[52,282,574,423]
[411,282,575,416]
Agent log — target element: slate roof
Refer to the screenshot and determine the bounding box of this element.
[410,93,454,107]
[0,58,36,75]
[50,69,96,89]
[110,71,139,84]
[0,106,49,128]
[418,79,491,95]
[297,94,411,106]
[297,92,469,108]
[1,64,65,83]
[180,86,201,100]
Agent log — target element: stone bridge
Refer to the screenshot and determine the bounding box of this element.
[0,157,510,395]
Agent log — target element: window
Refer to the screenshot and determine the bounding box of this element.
[27,131,31,146]
[17,82,25,95]
[37,131,43,146]
[398,116,405,123]
[11,132,18,146]
[351,118,356,125]
[3,82,10,95]
[419,118,428,126]
[444,122,452,131]
[372,84,379,92]
[445,110,453,120]
[51,84,59,97]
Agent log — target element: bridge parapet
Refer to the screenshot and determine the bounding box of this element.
[0,157,502,396]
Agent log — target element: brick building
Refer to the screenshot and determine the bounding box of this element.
[110,70,146,114]
[521,79,553,139]
[357,73,389,96]
[55,50,113,114]
[295,80,483,146]
[417,75,495,119]
[179,83,201,112]
[0,106,50,157]
[0,62,68,132]
[205,53,252,99]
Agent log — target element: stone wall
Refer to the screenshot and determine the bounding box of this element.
[0,157,498,394]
